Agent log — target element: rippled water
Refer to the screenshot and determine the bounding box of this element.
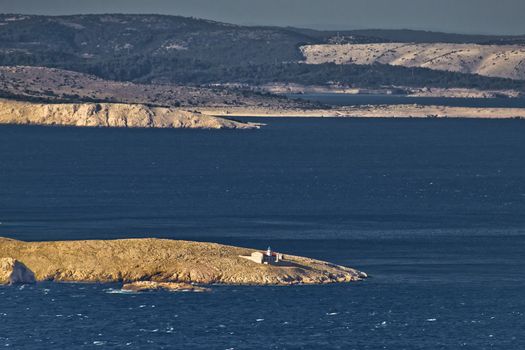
[1,118,524,349]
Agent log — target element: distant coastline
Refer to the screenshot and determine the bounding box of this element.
[1,98,524,132]
[198,104,525,120]
[259,83,523,99]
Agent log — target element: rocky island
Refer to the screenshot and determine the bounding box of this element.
[0,238,366,289]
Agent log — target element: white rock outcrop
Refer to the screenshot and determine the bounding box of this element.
[0,99,261,130]
[301,43,525,80]
[0,258,36,285]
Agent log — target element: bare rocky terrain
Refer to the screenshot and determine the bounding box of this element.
[0,238,366,286]
[121,281,211,292]
[0,19,524,126]
[261,82,522,98]
[0,257,36,285]
[301,43,525,80]
[0,99,261,129]
[199,104,525,119]
[0,66,306,109]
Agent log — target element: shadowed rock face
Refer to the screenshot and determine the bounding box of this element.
[0,238,365,286]
[0,258,36,285]
[0,99,262,130]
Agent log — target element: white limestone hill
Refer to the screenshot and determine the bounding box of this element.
[0,99,261,130]
[301,43,525,80]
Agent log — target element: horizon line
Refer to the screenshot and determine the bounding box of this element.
[1,12,524,37]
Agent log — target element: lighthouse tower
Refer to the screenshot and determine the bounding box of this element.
[266,246,272,257]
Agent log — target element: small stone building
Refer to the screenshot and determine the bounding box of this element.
[240,251,285,265]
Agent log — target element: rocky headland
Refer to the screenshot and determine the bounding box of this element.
[0,99,261,130]
[2,98,524,132]
[0,238,366,288]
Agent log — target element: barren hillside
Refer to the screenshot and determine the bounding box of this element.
[0,238,365,285]
[0,66,306,109]
[301,43,525,80]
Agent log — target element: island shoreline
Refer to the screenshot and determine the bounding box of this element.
[2,98,525,132]
[0,237,367,287]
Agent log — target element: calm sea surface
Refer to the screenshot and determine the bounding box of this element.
[1,118,525,349]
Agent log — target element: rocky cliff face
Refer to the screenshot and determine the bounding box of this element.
[0,257,36,285]
[0,238,365,285]
[0,99,261,129]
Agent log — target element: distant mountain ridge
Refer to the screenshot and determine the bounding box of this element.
[0,14,311,66]
[301,29,525,45]
[1,14,524,90]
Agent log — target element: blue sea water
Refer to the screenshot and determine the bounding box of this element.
[1,118,525,349]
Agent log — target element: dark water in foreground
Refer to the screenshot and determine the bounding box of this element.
[1,118,525,349]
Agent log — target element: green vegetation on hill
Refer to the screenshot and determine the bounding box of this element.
[0,14,310,65]
[65,58,525,90]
